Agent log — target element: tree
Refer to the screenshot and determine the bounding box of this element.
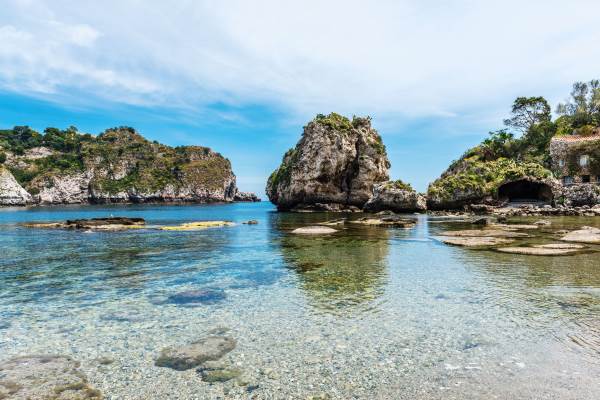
[556,79,600,129]
[503,97,551,133]
[0,152,6,164]
[480,130,516,161]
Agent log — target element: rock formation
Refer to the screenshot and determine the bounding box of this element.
[427,158,558,210]
[363,180,426,213]
[266,113,390,211]
[0,126,258,206]
[0,166,32,205]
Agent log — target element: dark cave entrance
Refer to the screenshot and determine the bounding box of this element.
[497,180,553,203]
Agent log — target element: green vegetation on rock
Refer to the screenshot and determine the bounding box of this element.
[0,125,233,198]
[428,158,552,203]
[383,179,413,191]
[428,79,600,206]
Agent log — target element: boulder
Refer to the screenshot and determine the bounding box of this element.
[0,166,32,206]
[155,336,236,371]
[266,113,390,211]
[363,181,426,213]
[234,191,260,202]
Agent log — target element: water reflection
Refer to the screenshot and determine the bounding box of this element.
[272,212,390,314]
[440,221,600,358]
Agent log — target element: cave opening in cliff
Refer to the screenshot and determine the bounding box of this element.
[497,180,553,203]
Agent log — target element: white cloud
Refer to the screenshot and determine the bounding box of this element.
[1,0,600,126]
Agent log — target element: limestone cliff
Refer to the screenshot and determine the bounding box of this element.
[0,126,257,206]
[0,166,32,205]
[266,113,390,211]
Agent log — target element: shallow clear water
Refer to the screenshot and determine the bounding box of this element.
[1,202,600,399]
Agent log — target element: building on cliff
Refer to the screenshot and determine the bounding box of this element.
[549,128,600,186]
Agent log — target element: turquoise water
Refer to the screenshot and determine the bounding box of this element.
[1,202,600,399]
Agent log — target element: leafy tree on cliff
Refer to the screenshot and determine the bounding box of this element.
[556,79,600,132]
[503,96,551,133]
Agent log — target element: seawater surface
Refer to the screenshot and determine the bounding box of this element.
[1,202,600,399]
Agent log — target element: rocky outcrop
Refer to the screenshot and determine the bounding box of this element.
[1,126,257,206]
[234,191,261,202]
[363,181,426,213]
[266,113,390,211]
[0,166,32,205]
[427,158,557,210]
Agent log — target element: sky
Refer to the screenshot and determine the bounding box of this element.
[1,1,600,196]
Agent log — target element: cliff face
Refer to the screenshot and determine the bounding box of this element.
[0,166,32,205]
[0,126,255,206]
[266,113,390,211]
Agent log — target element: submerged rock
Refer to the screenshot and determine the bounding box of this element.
[166,288,226,306]
[292,226,338,235]
[160,221,234,231]
[350,216,416,228]
[438,229,529,238]
[243,220,259,225]
[560,227,600,244]
[434,236,514,247]
[0,355,102,399]
[534,243,585,249]
[495,247,581,256]
[266,113,390,211]
[363,181,426,213]
[155,336,236,371]
[197,362,241,383]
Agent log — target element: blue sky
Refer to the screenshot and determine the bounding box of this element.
[2,1,600,196]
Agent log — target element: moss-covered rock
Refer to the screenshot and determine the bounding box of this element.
[427,157,555,209]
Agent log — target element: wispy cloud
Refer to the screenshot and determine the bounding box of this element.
[1,0,599,128]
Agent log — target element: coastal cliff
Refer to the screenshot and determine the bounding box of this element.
[266,113,390,211]
[0,126,258,206]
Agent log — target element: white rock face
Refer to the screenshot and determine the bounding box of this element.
[33,171,92,204]
[0,166,32,205]
[363,182,427,213]
[266,115,390,211]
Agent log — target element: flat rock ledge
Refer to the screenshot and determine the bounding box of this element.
[560,227,600,244]
[535,243,586,249]
[349,217,417,228]
[495,247,581,256]
[0,355,102,399]
[23,217,145,231]
[292,226,338,235]
[160,221,234,231]
[434,236,515,247]
[155,336,236,371]
[438,229,529,238]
